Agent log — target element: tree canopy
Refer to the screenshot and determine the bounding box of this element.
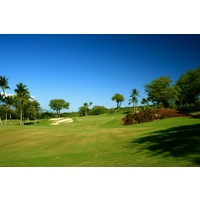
[111,93,125,109]
[0,76,10,96]
[144,76,178,108]
[49,99,70,116]
[176,66,200,109]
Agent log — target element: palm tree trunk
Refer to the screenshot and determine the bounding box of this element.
[3,90,8,125]
[5,111,7,125]
[20,111,23,125]
[9,113,12,125]
[0,117,2,125]
[34,113,37,124]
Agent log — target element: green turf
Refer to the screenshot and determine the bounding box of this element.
[0,113,200,166]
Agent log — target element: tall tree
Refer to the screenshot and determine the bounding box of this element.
[111,93,125,111]
[14,83,30,125]
[0,76,10,124]
[144,76,178,108]
[176,66,200,109]
[49,99,70,117]
[129,89,139,113]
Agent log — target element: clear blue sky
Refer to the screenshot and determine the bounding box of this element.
[0,34,200,112]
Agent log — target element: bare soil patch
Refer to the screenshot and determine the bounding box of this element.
[155,108,190,118]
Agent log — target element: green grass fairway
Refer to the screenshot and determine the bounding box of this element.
[0,113,200,166]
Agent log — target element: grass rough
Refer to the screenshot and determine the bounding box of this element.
[0,113,200,166]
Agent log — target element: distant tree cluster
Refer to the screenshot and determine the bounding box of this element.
[78,102,107,116]
[111,89,140,113]
[144,67,200,111]
[0,76,41,125]
[111,66,200,113]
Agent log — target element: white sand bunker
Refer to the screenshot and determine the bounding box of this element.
[49,118,73,125]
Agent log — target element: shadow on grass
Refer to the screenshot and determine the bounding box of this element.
[130,123,200,165]
[24,121,41,125]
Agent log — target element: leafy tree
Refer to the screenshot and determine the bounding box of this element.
[14,83,30,125]
[129,89,139,113]
[141,98,149,110]
[0,76,10,124]
[144,76,178,108]
[78,106,87,117]
[111,93,125,110]
[49,99,70,117]
[176,66,200,110]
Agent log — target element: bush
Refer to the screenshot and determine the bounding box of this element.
[40,112,56,119]
[78,106,89,117]
[91,106,107,115]
[179,103,200,112]
[61,112,78,118]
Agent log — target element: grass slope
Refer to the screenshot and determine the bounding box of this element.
[0,113,200,166]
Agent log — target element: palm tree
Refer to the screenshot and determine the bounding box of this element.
[30,100,41,124]
[141,98,148,110]
[0,105,4,125]
[5,95,15,125]
[0,76,10,125]
[14,83,30,125]
[129,89,139,113]
[83,102,89,116]
[89,102,93,115]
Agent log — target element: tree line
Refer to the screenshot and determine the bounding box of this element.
[1,66,199,123]
[111,66,200,112]
[0,77,41,125]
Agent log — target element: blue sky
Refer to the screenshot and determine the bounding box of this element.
[0,34,200,112]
